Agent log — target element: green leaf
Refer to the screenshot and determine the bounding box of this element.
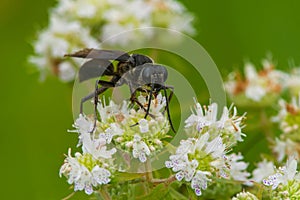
[168,187,189,200]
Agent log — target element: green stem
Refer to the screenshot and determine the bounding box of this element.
[62,192,75,200]
[143,159,153,194]
[145,159,153,181]
[98,187,111,200]
[151,175,176,186]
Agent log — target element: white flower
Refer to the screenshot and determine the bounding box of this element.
[187,134,227,175]
[150,93,167,114]
[165,154,188,172]
[283,157,298,181]
[58,61,76,82]
[139,119,149,133]
[262,61,288,88]
[165,132,229,196]
[218,106,246,142]
[271,99,288,123]
[101,23,136,46]
[175,159,199,182]
[59,149,112,195]
[245,85,266,102]
[97,100,118,122]
[275,138,299,162]
[205,136,228,178]
[28,56,47,81]
[39,16,98,54]
[263,157,298,189]
[252,159,275,183]
[273,139,286,162]
[169,14,195,35]
[70,114,94,135]
[136,93,167,120]
[225,58,287,103]
[185,101,245,146]
[91,165,112,185]
[75,2,97,18]
[192,132,210,152]
[102,123,124,144]
[205,136,225,159]
[245,63,258,81]
[228,153,250,183]
[176,137,197,156]
[185,101,217,131]
[244,63,266,101]
[191,171,211,196]
[81,131,116,160]
[132,135,151,163]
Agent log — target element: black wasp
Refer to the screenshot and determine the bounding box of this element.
[65,48,175,132]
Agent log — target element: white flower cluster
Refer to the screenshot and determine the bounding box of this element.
[165,101,247,196]
[60,94,171,194]
[185,100,245,146]
[225,58,288,105]
[165,132,226,196]
[29,16,98,82]
[29,0,195,82]
[59,116,116,195]
[95,94,170,163]
[59,149,114,195]
[84,94,168,162]
[263,157,300,191]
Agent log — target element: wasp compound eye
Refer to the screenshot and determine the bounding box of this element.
[157,65,168,82]
[141,65,153,84]
[141,64,168,85]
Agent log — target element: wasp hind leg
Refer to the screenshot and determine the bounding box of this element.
[80,80,116,114]
[80,79,117,133]
[163,85,176,133]
[162,85,174,115]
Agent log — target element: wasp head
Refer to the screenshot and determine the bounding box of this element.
[142,64,168,85]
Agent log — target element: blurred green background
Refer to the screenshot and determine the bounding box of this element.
[1,0,300,199]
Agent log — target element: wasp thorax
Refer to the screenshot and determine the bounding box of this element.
[132,54,153,66]
[142,64,168,84]
[118,63,132,75]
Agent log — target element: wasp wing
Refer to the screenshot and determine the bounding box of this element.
[65,48,130,61]
[79,59,114,82]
